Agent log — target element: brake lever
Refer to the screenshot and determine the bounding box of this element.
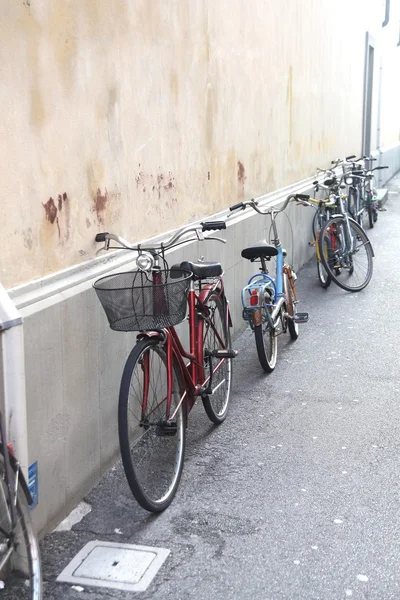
[205,236,226,244]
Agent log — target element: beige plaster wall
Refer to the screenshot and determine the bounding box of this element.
[0,0,381,289]
[379,9,400,150]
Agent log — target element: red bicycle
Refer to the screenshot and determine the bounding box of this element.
[94,221,236,512]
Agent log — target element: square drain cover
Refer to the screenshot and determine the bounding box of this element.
[57,541,170,592]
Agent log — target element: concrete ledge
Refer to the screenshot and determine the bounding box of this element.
[376,188,388,208]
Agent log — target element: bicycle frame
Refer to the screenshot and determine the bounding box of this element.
[241,208,297,329]
[139,275,229,423]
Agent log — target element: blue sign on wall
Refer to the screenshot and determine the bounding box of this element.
[28,461,38,509]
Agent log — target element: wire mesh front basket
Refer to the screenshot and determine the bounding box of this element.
[94,269,192,331]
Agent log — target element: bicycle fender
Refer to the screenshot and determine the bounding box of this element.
[136,331,164,341]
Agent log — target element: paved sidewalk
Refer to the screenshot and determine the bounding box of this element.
[30,173,400,598]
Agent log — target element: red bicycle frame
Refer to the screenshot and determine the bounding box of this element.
[138,275,230,424]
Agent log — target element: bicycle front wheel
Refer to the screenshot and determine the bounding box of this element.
[201,293,232,424]
[318,217,374,292]
[316,231,332,289]
[0,451,42,599]
[312,208,328,240]
[118,339,186,512]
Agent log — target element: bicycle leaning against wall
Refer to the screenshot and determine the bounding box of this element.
[0,412,42,598]
[302,174,375,292]
[229,195,309,373]
[94,221,237,512]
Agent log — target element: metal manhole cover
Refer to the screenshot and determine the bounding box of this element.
[57,541,170,592]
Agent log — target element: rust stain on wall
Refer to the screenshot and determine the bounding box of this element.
[92,187,121,224]
[94,188,108,223]
[42,193,70,242]
[43,198,58,224]
[136,171,176,202]
[238,161,246,185]
[237,161,247,200]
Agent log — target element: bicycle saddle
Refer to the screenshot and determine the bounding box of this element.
[173,260,223,279]
[241,242,278,260]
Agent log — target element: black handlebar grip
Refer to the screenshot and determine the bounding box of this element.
[375,166,388,170]
[229,202,245,211]
[295,193,310,200]
[95,232,109,242]
[313,181,319,186]
[346,154,356,161]
[352,170,364,176]
[201,221,227,231]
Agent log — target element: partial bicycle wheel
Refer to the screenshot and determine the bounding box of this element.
[118,339,186,512]
[347,188,361,224]
[316,231,332,289]
[254,304,277,373]
[283,270,299,340]
[0,451,42,599]
[201,293,232,424]
[318,216,374,292]
[312,208,328,240]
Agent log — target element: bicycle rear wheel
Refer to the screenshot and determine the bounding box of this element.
[0,451,42,599]
[254,308,277,372]
[118,339,186,512]
[284,271,299,340]
[318,216,373,292]
[201,293,232,424]
[365,191,377,229]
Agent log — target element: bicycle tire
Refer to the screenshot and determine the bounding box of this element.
[312,208,328,240]
[318,216,373,292]
[367,200,374,229]
[118,339,186,512]
[0,451,42,599]
[316,232,332,289]
[201,293,232,424]
[348,188,362,224]
[254,307,277,373]
[284,271,299,340]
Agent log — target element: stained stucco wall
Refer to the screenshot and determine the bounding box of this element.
[0,1,383,289]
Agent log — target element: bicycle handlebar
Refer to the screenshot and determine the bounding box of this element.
[229,194,302,217]
[95,221,227,252]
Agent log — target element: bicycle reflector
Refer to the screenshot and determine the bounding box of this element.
[250,289,259,306]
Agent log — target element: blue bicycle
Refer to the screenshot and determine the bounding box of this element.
[229,194,309,372]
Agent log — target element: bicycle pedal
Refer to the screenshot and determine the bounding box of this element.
[210,349,238,359]
[156,422,177,437]
[294,312,309,324]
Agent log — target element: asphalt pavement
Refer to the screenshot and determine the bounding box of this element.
[30,173,400,599]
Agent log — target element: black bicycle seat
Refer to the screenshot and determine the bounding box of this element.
[174,260,223,279]
[241,242,278,260]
